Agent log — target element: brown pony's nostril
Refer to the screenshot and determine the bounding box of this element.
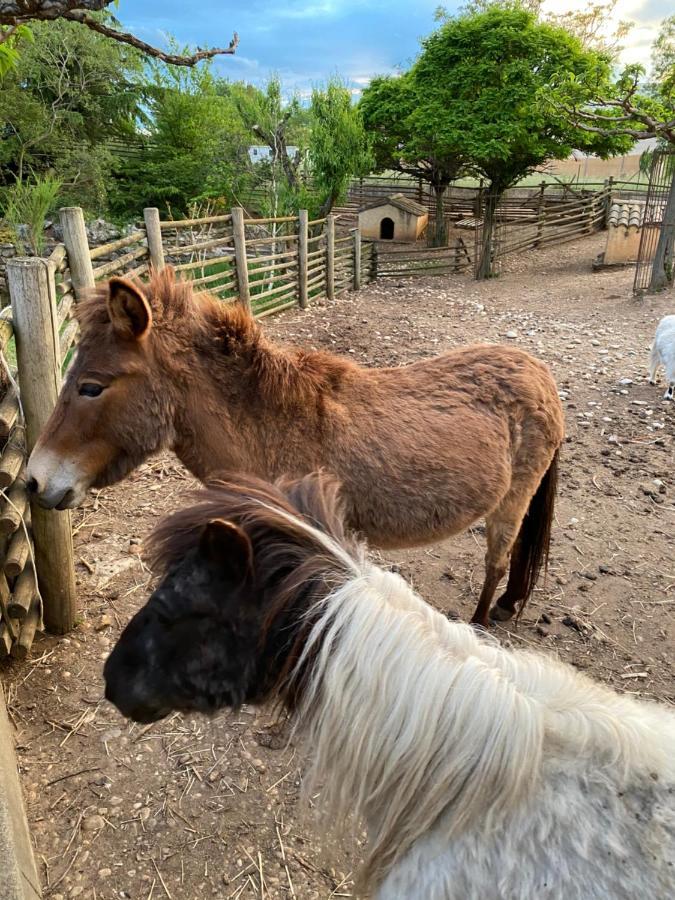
[27,476,39,495]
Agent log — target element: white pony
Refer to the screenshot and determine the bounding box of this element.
[649,314,675,400]
[104,474,675,900]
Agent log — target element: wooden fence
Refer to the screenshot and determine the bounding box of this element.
[336,176,622,232]
[0,246,78,658]
[374,240,472,278]
[361,188,609,280]
[490,188,609,269]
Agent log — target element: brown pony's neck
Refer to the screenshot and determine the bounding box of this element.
[160,291,356,480]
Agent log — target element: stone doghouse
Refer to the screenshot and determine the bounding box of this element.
[358,194,429,242]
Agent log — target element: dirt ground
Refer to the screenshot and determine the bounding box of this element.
[2,232,674,899]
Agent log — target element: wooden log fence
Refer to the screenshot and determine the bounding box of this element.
[0,246,79,657]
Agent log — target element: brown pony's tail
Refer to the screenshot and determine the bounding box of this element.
[504,448,559,622]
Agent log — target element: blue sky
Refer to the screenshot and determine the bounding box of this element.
[117,0,667,95]
[118,0,454,93]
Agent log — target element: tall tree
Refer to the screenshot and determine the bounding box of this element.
[412,6,630,278]
[234,76,309,218]
[308,77,373,218]
[360,73,466,246]
[0,2,238,69]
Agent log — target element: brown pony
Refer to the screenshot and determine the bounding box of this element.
[27,267,564,626]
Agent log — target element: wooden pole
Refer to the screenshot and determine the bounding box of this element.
[536,181,546,247]
[353,225,362,291]
[325,215,335,301]
[298,209,309,309]
[231,207,251,313]
[59,207,95,297]
[6,258,77,634]
[143,207,165,271]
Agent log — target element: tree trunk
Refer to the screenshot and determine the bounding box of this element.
[476,187,501,281]
[431,184,448,247]
[648,169,675,293]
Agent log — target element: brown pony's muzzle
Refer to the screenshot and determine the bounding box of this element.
[26,444,92,510]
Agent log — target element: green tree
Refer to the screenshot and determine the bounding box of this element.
[234,76,309,218]
[0,16,142,211]
[360,73,467,246]
[308,77,373,218]
[109,57,252,217]
[412,6,630,278]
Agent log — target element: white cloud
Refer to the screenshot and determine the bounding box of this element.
[540,0,661,68]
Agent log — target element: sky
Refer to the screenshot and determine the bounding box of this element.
[117,0,669,95]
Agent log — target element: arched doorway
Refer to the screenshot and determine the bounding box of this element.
[380,217,395,240]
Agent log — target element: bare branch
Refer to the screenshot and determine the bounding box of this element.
[0,1,239,67]
[63,11,238,66]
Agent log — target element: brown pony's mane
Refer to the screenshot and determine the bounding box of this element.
[77,266,357,406]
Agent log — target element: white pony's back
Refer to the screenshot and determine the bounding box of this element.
[291,561,675,899]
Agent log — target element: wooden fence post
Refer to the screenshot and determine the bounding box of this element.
[298,210,309,309]
[143,208,165,271]
[353,225,362,291]
[59,207,95,298]
[536,181,546,247]
[325,215,335,301]
[6,258,77,634]
[231,207,251,313]
[604,177,614,227]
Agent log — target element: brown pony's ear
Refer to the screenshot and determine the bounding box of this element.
[107,278,152,340]
[200,519,253,585]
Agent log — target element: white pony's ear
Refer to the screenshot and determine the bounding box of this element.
[107,278,152,340]
[199,519,254,586]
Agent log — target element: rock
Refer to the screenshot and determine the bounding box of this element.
[639,482,660,499]
[82,814,105,832]
[505,330,518,338]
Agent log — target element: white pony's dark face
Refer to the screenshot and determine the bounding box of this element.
[104,521,261,723]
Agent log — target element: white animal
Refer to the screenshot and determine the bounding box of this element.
[108,476,675,900]
[648,314,675,400]
[289,542,675,898]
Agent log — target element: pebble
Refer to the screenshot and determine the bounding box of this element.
[82,814,105,832]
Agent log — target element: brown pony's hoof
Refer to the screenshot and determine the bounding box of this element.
[469,615,489,630]
[489,602,516,623]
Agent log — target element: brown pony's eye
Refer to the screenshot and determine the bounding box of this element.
[79,383,105,398]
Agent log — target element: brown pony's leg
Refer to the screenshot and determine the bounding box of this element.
[469,513,522,628]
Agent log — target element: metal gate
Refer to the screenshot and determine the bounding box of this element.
[634,150,675,295]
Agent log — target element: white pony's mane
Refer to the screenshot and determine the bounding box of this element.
[274,506,675,891]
